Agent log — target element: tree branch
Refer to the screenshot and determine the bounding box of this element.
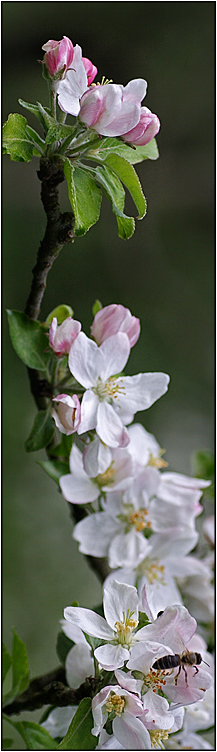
[3,668,103,716]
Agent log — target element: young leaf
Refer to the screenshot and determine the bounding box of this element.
[3,716,55,750]
[104,153,147,220]
[12,630,29,695]
[2,739,13,749]
[92,300,103,316]
[38,459,69,483]
[88,163,134,239]
[57,698,97,750]
[7,310,50,371]
[3,643,12,683]
[45,305,74,327]
[18,99,52,129]
[25,411,55,452]
[88,135,159,164]
[3,113,37,162]
[64,159,102,236]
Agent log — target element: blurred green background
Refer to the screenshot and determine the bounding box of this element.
[3,2,214,745]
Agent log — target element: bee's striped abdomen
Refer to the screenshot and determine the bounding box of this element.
[152,654,180,671]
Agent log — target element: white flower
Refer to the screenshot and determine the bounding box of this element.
[68,331,169,448]
[64,580,140,670]
[60,443,133,504]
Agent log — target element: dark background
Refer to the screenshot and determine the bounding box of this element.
[3,2,214,745]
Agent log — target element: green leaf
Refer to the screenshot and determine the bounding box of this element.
[2,739,13,749]
[38,459,69,483]
[3,717,55,750]
[88,135,159,164]
[92,300,103,316]
[25,411,55,452]
[45,123,77,145]
[56,631,74,664]
[64,159,102,236]
[7,310,50,371]
[93,163,135,239]
[191,450,214,498]
[3,644,12,683]
[18,99,52,129]
[104,154,147,220]
[2,113,37,162]
[26,125,45,153]
[49,434,73,459]
[45,305,74,326]
[57,698,97,750]
[12,630,29,694]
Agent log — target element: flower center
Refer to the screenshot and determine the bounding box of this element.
[137,558,165,584]
[114,608,139,646]
[142,668,168,693]
[148,450,168,469]
[97,462,115,487]
[92,376,125,403]
[149,729,170,749]
[119,504,151,533]
[105,692,125,716]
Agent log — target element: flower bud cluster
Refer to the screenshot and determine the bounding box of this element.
[42,36,160,145]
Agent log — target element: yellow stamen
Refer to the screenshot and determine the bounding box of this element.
[148,450,168,469]
[149,729,170,748]
[128,509,151,532]
[105,692,125,716]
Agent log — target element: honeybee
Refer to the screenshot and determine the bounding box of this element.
[153,611,209,686]
[152,650,203,685]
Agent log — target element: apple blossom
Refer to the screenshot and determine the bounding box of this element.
[60,443,133,505]
[127,423,168,469]
[48,316,81,355]
[91,304,140,348]
[68,331,170,448]
[57,45,88,116]
[42,36,74,78]
[78,79,147,137]
[121,107,160,146]
[92,684,152,749]
[64,580,141,670]
[52,393,81,435]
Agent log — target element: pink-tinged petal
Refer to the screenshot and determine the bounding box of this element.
[122,107,160,146]
[94,643,129,670]
[78,390,99,434]
[73,513,119,556]
[99,332,130,381]
[69,331,104,387]
[167,666,213,708]
[79,84,122,130]
[79,87,103,126]
[52,394,81,434]
[98,101,141,137]
[117,372,170,413]
[97,401,129,448]
[82,57,98,85]
[113,713,151,750]
[49,317,81,355]
[66,644,94,689]
[115,668,143,695]
[42,36,74,77]
[123,79,147,103]
[103,579,138,630]
[48,317,58,349]
[127,640,174,675]
[137,605,197,653]
[91,304,140,348]
[64,606,114,640]
[59,472,98,504]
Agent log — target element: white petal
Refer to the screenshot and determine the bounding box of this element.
[103,579,138,630]
[78,390,99,434]
[117,372,170,412]
[100,332,130,380]
[113,714,151,750]
[64,606,114,640]
[69,332,104,387]
[94,643,129,670]
[143,689,174,730]
[108,531,150,569]
[60,473,99,504]
[66,644,94,688]
[73,513,119,556]
[97,401,129,448]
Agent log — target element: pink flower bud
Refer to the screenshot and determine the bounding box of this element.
[91,304,140,347]
[52,394,81,435]
[48,317,81,356]
[82,57,97,85]
[121,106,160,146]
[42,36,74,78]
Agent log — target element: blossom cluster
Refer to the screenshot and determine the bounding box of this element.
[44,302,214,748]
[42,35,160,145]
